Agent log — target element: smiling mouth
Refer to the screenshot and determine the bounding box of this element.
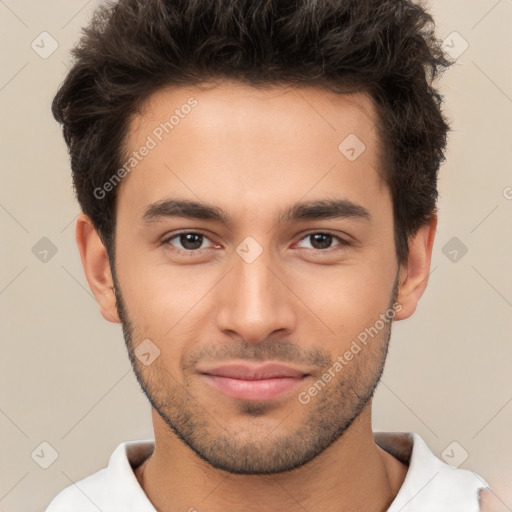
[201,374,309,401]
[198,362,311,401]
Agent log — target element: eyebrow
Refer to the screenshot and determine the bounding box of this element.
[141,198,371,226]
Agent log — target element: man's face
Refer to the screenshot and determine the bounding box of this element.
[112,82,401,474]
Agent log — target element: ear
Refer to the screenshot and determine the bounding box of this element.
[75,213,121,324]
[394,213,437,321]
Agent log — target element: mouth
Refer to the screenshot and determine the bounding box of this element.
[198,363,311,401]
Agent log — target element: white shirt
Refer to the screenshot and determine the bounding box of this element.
[45,431,490,512]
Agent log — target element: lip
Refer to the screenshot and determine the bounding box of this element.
[200,363,309,380]
[199,363,311,401]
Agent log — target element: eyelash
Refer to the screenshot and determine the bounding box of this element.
[161,230,351,254]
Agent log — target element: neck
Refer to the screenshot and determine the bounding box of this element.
[135,404,408,512]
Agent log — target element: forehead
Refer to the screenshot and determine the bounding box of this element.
[129,80,379,145]
[118,81,388,221]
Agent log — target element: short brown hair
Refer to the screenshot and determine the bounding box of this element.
[52,0,451,265]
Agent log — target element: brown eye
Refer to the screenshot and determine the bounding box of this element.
[165,232,214,251]
[296,232,345,251]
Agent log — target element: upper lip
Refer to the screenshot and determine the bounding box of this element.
[199,363,310,380]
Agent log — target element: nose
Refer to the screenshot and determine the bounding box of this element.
[215,246,297,343]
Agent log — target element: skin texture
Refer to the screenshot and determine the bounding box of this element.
[76,81,437,512]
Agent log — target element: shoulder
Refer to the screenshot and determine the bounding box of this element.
[375,431,491,512]
[44,468,108,511]
[44,439,154,512]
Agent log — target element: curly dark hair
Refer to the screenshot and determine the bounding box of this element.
[52,0,451,266]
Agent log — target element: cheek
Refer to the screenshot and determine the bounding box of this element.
[115,245,216,342]
[292,261,394,343]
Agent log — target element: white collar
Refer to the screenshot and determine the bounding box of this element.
[374,431,490,511]
[46,431,490,511]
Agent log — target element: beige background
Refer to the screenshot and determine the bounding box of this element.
[0,1,511,510]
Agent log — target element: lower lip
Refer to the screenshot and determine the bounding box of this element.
[201,374,308,401]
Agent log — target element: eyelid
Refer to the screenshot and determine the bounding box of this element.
[161,229,352,253]
[161,230,219,251]
[293,230,351,250]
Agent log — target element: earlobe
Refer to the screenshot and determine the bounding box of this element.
[75,213,121,324]
[394,214,437,321]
